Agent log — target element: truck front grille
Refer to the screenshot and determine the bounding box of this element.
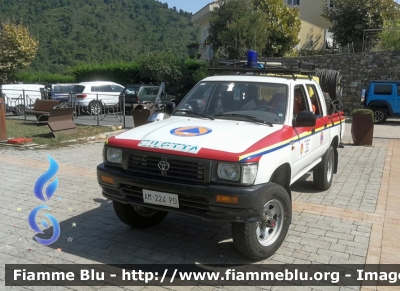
[126,152,210,183]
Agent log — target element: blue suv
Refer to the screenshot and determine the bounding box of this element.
[363,81,400,123]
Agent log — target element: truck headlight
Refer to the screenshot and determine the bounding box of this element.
[217,163,240,181]
[241,164,258,185]
[107,148,122,164]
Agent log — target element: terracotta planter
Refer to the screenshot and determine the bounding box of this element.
[0,97,6,141]
[351,113,374,145]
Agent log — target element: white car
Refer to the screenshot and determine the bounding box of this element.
[1,84,45,115]
[71,81,124,114]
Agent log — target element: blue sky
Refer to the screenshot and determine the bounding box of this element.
[157,0,213,14]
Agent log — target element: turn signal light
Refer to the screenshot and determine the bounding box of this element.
[100,175,114,184]
[216,195,239,205]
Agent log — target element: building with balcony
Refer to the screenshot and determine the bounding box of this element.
[191,0,336,59]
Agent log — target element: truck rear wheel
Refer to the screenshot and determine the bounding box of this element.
[313,146,334,191]
[232,183,291,260]
[373,109,387,124]
[113,201,168,229]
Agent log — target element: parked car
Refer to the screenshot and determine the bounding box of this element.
[362,80,400,123]
[118,84,159,110]
[1,84,44,115]
[71,81,124,115]
[43,83,78,107]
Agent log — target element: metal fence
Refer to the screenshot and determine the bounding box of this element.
[1,88,137,128]
[1,88,40,118]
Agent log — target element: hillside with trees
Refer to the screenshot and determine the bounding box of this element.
[0,0,198,73]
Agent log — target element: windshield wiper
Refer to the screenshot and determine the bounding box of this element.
[174,109,214,120]
[214,113,273,126]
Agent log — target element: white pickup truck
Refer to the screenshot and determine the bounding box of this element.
[97,65,345,260]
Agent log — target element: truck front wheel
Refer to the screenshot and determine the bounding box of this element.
[232,183,291,260]
[113,201,168,229]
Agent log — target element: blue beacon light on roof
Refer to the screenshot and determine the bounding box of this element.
[247,50,258,68]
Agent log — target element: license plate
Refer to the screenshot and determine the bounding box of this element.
[143,189,179,208]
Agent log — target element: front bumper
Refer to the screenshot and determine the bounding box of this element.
[97,163,269,223]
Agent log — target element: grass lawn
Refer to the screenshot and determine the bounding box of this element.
[4,120,115,146]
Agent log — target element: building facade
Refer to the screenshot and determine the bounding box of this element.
[191,0,335,59]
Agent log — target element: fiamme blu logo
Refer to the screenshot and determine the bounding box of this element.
[28,156,61,245]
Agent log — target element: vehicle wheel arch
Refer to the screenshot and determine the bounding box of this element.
[331,136,339,174]
[269,163,292,200]
[368,101,392,115]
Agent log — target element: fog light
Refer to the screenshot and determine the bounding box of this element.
[216,195,239,205]
[100,175,114,184]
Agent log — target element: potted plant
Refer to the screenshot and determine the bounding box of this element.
[351,108,374,146]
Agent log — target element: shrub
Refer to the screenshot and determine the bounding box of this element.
[352,108,373,119]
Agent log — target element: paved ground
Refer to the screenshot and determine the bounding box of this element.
[0,118,399,291]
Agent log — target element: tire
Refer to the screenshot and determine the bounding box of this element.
[372,108,387,124]
[13,105,25,116]
[113,201,168,229]
[58,102,69,108]
[89,100,102,115]
[313,146,334,191]
[232,183,291,260]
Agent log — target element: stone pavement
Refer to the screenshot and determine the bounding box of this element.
[0,120,399,291]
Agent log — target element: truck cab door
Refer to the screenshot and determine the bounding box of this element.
[291,85,316,179]
[305,84,330,159]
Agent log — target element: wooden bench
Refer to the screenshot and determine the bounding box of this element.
[47,107,77,137]
[25,99,61,121]
[24,100,77,137]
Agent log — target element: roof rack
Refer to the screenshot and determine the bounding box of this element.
[207,59,316,80]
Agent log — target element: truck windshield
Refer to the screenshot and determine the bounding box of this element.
[173,81,288,124]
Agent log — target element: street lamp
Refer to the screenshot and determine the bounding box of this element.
[332,17,339,53]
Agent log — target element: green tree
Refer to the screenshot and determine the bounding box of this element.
[0,22,38,83]
[322,0,399,52]
[254,0,301,57]
[208,0,300,59]
[136,51,184,94]
[208,0,268,59]
[377,18,400,51]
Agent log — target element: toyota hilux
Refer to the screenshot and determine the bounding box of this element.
[97,64,345,260]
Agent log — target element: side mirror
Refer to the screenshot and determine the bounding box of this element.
[292,111,316,127]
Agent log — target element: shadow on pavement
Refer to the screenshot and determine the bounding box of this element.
[34,197,256,267]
